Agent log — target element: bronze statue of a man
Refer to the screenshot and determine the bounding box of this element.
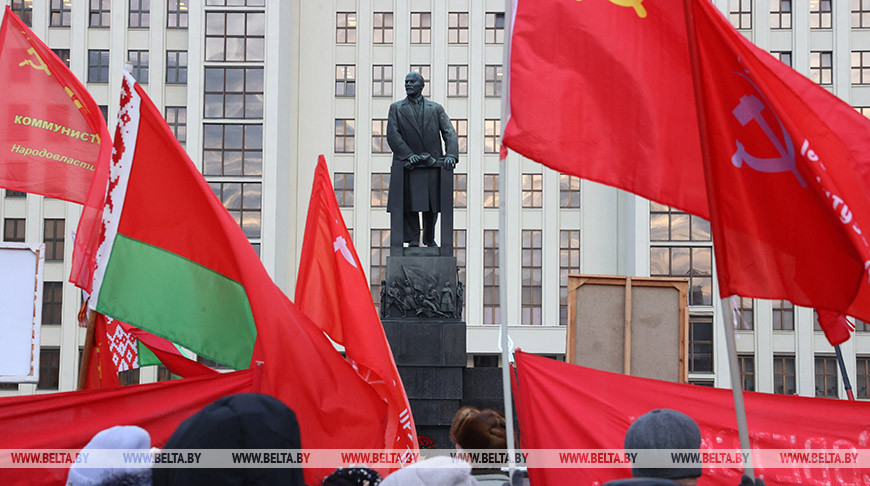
[386,72,459,247]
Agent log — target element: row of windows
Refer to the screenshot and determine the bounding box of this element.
[12,0,189,29]
[335,119,500,154]
[336,11,505,45]
[3,218,64,261]
[335,64,502,99]
[737,354,870,399]
[86,50,188,85]
[736,0,870,30]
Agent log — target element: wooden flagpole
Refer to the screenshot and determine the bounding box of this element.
[76,302,96,390]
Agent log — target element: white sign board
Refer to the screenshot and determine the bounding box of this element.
[0,243,44,383]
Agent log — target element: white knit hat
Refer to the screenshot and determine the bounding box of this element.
[381,456,478,486]
[66,425,152,486]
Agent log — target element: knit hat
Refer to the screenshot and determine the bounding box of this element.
[624,409,702,480]
[381,456,478,486]
[151,393,304,486]
[450,406,507,450]
[323,466,382,486]
[66,425,152,486]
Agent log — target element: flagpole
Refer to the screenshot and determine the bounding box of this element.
[499,0,517,474]
[76,306,96,390]
[834,345,856,400]
[719,297,755,476]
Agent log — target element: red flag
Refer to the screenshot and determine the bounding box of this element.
[513,351,870,485]
[686,0,870,325]
[0,7,110,203]
[119,322,218,379]
[295,155,418,462]
[502,0,708,217]
[83,313,122,389]
[815,311,855,347]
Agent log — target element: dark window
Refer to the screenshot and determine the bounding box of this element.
[165,107,187,144]
[6,190,27,198]
[447,65,468,97]
[815,356,838,398]
[649,202,711,241]
[4,218,25,242]
[736,297,754,330]
[118,369,140,386]
[739,355,755,391]
[773,51,792,67]
[202,124,263,176]
[44,219,65,261]
[90,0,111,27]
[454,230,467,319]
[88,50,110,82]
[772,300,794,330]
[522,174,543,208]
[485,65,503,98]
[372,119,388,153]
[37,348,60,390]
[128,50,150,84]
[454,174,467,209]
[484,174,499,208]
[371,173,390,208]
[858,357,870,399]
[11,0,33,26]
[560,175,581,208]
[473,355,499,368]
[484,230,500,325]
[485,12,505,43]
[370,229,390,310]
[42,282,63,325]
[774,355,796,395]
[810,51,833,85]
[205,11,266,62]
[52,48,70,67]
[650,246,713,306]
[204,67,264,119]
[522,230,543,325]
[209,182,262,238]
[689,315,714,373]
[454,119,467,153]
[129,0,151,28]
[50,0,71,27]
[334,173,354,208]
[560,230,581,325]
[166,50,188,84]
[168,0,189,28]
[334,119,355,153]
[335,65,356,97]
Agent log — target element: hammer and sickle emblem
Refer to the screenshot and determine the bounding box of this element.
[731,93,806,187]
[18,47,52,76]
[577,0,647,18]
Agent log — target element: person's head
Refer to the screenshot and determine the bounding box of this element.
[66,425,152,486]
[151,393,304,486]
[624,409,702,485]
[405,72,425,98]
[449,406,507,451]
[322,467,382,486]
[381,456,476,486]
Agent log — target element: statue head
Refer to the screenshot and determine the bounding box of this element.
[405,72,425,98]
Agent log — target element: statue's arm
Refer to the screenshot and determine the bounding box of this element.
[387,104,414,160]
[438,108,459,159]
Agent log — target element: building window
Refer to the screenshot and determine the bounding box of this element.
[409,65,430,97]
[203,124,263,176]
[852,52,870,85]
[129,0,150,28]
[90,0,111,27]
[483,230,500,325]
[204,67,264,119]
[165,107,187,144]
[42,281,63,325]
[689,315,714,373]
[127,50,149,84]
[773,51,792,67]
[118,369,140,386]
[336,12,356,43]
[447,65,468,97]
[209,182,261,238]
[735,297,754,330]
[856,319,870,332]
[484,174,499,208]
[729,0,752,29]
[650,202,711,241]
[371,119,388,153]
[650,246,712,306]
[99,105,109,121]
[772,300,794,330]
[738,355,755,391]
[371,173,390,208]
[373,12,393,44]
[522,174,543,208]
[854,0,870,28]
[448,12,469,44]
[454,119,468,153]
[166,51,188,84]
[484,65,503,98]
[815,356,838,398]
[560,230,581,326]
[50,0,71,27]
[88,50,110,82]
[334,65,356,97]
[157,365,174,381]
[334,119,355,153]
[560,175,581,208]
[410,12,431,44]
[4,218,25,242]
[5,190,27,198]
[857,107,870,119]
[770,0,791,29]
[485,12,505,44]
[11,0,33,26]
[773,355,796,394]
[334,173,354,208]
[810,51,833,85]
[168,0,188,28]
[858,357,870,399]
[810,0,832,29]
[44,219,65,261]
[484,119,501,153]
[372,65,393,97]
[205,11,266,62]
[522,230,543,325]
[37,348,60,390]
[454,174,467,209]
[205,0,266,5]
[52,48,70,67]
[370,229,390,309]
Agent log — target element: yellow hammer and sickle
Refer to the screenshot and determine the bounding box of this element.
[578,0,648,19]
[18,47,52,76]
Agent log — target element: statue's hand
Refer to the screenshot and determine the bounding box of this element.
[406,154,423,169]
[443,156,457,169]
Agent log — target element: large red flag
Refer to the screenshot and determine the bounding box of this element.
[295,155,418,461]
[502,0,707,217]
[512,351,870,485]
[0,7,110,203]
[686,0,870,324]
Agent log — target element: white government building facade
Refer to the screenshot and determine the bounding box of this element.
[1,0,870,402]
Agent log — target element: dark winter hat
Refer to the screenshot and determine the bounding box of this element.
[152,393,304,486]
[624,409,702,480]
[322,466,382,486]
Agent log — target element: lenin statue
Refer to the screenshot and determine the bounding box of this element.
[387,72,459,247]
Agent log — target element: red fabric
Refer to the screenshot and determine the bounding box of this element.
[688,0,870,326]
[512,351,870,486]
[295,155,418,461]
[83,313,121,390]
[502,0,707,217]
[815,311,855,347]
[0,7,111,205]
[0,369,254,486]
[119,322,219,378]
